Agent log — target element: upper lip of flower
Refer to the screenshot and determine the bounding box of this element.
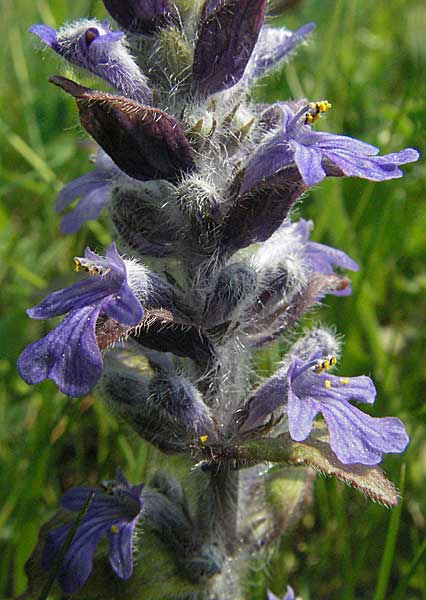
[25,243,142,325]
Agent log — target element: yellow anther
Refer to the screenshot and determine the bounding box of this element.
[73,257,110,277]
[340,377,350,385]
[324,379,332,389]
[110,524,119,534]
[304,100,332,124]
[314,356,337,374]
[316,100,332,113]
[200,435,208,444]
[305,112,316,125]
[74,257,83,272]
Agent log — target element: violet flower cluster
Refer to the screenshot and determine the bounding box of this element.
[20,1,418,598]
[42,472,144,594]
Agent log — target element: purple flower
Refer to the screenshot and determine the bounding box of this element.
[42,471,144,594]
[245,23,316,82]
[240,102,419,193]
[29,19,152,104]
[267,586,296,600]
[56,151,120,234]
[292,219,358,296]
[287,355,409,465]
[17,243,143,397]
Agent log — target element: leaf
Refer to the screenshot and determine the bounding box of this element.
[132,316,216,370]
[49,76,194,182]
[283,429,399,507]
[192,0,268,96]
[222,427,399,507]
[220,167,307,254]
[96,316,132,351]
[241,465,314,550]
[103,0,176,34]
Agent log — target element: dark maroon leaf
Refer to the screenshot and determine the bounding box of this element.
[132,316,216,370]
[103,0,176,34]
[193,0,268,96]
[49,75,195,182]
[220,167,308,254]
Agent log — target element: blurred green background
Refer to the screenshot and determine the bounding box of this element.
[1,0,425,598]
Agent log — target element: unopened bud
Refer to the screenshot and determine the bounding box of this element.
[203,263,257,328]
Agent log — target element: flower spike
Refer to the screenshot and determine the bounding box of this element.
[19,5,418,596]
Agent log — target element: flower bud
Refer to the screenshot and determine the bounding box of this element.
[100,363,184,453]
[101,360,218,451]
[149,372,218,441]
[111,180,185,257]
[143,483,222,582]
[286,326,341,363]
[203,263,257,328]
[30,19,153,104]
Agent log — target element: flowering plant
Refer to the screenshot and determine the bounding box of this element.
[20,1,418,598]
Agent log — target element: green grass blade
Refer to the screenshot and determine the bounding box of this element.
[0,118,56,184]
[389,536,426,600]
[374,464,406,600]
[37,491,94,600]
